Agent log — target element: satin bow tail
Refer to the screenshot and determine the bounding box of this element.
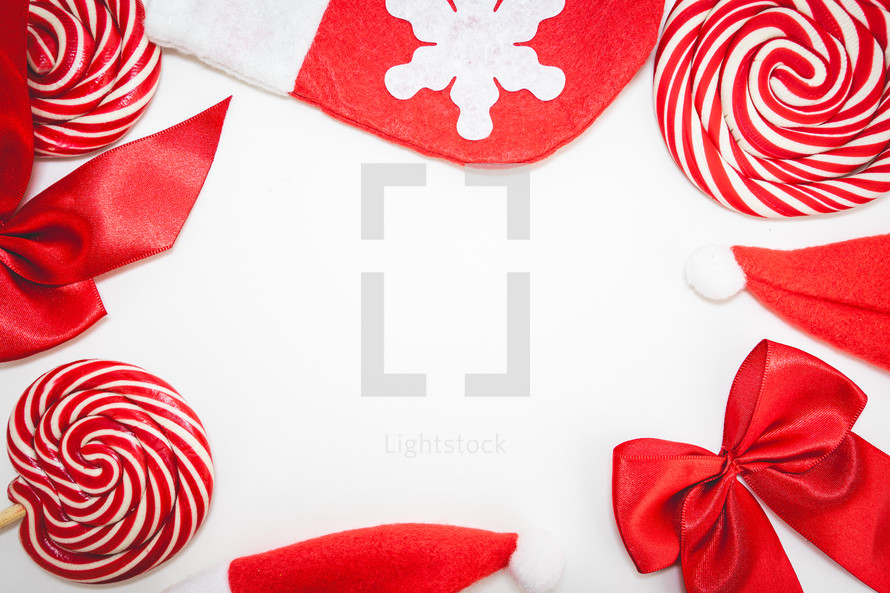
[612,340,890,593]
[0,0,230,361]
[0,98,230,362]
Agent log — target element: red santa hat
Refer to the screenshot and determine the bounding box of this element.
[141,0,664,164]
[163,523,563,593]
[685,234,890,372]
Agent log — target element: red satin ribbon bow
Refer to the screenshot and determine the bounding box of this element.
[0,0,229,362]
[613,340,890,593]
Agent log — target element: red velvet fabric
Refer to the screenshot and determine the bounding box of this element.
[613,340,890,593]
[0,0,229,362]
[228,524,518,593]
[732,235,890,372]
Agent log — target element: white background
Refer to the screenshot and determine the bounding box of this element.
[3,14,890,593]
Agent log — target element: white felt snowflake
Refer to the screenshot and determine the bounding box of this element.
[384,0,566,141]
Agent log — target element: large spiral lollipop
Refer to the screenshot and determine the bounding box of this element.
[27,0,161,157]
[1,360,213,583]
[655,0,890,217]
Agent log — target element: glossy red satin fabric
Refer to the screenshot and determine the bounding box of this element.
[613,340,890,593]
[0,0,229,362]
[0,0,33,218]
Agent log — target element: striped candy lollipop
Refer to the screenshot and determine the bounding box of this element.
[655,0,890,217]
[2,360,213,583]
[27,0,161,157]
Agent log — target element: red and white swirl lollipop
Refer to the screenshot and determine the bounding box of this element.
[27,0,161,157]
[655,0,890,217]
[0,360,213,583]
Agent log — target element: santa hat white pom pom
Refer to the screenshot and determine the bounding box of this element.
[685,245,746,301]
[508,529,564,593]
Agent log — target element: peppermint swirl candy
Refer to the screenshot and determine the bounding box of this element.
[27,0,161,157]
[6,360,213,583]
[655,0,890,217]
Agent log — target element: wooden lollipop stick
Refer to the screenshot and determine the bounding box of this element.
[0,504,24,530]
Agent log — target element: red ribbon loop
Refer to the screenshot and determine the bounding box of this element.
[613,340,890,593]
[0,0,229,362]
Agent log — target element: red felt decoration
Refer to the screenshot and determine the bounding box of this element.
[144,0,665,164]
[165,523,564,593]
[295,0,665,164]
[733,237,890,371]
[685,235,890,372]
[613,340,890,593]
[231,524,515,593]
[0,0,230,362]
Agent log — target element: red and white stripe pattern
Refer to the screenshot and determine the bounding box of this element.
[27,0,161,157]
[6,360,213,583]
[655,0,890,217]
